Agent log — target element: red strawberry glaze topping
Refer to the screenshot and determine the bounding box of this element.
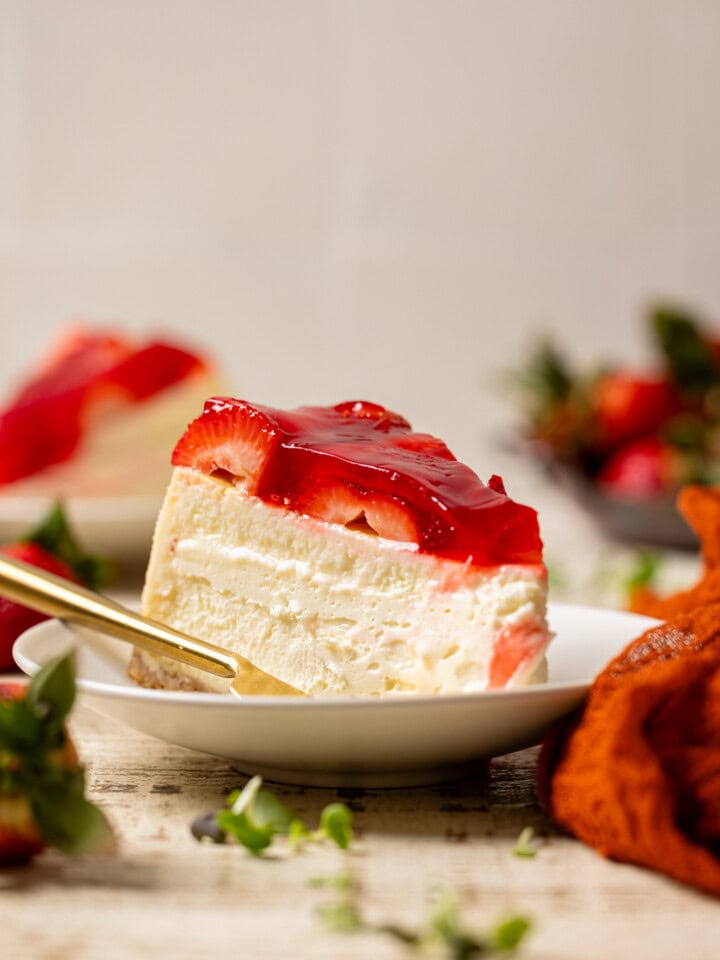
[172,397,544,567]
[0,328,209,485]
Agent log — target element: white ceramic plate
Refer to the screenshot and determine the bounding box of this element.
[0,494,162,561]
[13,602,658,788]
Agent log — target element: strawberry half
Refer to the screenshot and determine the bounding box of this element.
[172,397,280,493]
[0,504,110,672]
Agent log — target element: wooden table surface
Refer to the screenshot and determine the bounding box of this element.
[4,699,720,960]
[3,470,719,958]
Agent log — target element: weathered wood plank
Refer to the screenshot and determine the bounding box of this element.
[3,702,720,960]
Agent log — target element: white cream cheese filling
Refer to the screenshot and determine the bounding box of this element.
[138,468,550,696]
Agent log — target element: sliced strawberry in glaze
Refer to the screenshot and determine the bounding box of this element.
[363,496,419,542]
[294,483,419,543]
[295,484,365,526]
[172,397,279,492]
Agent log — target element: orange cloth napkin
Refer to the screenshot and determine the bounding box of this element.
[538,485,720,896]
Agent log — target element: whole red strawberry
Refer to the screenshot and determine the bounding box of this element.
[593,373,681,452]
[597,437,678,498]
[0,504,109,671]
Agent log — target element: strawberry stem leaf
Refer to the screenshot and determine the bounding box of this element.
[652,307,719,394]
[1,653,115,856]
[26,651,75,729]
[26,502,113,590]
[28,779,115,855]
[519,341,575,405]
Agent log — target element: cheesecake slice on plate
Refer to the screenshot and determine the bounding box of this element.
[133,398,550,696]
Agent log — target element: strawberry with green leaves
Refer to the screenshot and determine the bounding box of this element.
[516,307,720,504]
[0,503,110,672]
[0,653,114,865]
[592,373,681,451]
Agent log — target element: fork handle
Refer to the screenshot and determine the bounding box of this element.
[0,553,237,679]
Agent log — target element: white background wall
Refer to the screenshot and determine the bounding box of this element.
[2,0,720,472]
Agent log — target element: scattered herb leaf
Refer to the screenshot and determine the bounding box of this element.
[191,776,354,856]
[307,871,356,891]
[513,827,537,859]
[316,899,364,933]
[318,802,354,850]
[314,875,532,957]
[490,917,533,952]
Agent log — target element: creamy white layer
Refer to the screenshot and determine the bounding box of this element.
[136,468,550,696]
[7,374,220,497]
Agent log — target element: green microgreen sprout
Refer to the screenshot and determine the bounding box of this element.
[513,827,537,859]
[191,776,354,856]
[313,873,532,957]
[307,871,356,891]
[317,802,354,849]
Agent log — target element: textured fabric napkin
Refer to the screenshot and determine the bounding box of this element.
[538,485,720,896]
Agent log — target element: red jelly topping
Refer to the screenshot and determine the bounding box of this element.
[172,397,544,566]
[0,328,208,485]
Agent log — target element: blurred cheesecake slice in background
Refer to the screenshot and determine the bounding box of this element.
[0,326,223,498]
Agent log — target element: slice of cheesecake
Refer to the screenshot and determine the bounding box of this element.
[133,398,551,696]
[0,327,221,497]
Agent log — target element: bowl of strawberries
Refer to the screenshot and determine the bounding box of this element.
[514,306,720,549]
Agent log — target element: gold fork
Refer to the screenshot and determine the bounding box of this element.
[0,554,304,698]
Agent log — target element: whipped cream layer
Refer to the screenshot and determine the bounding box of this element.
[135,468,550,696]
